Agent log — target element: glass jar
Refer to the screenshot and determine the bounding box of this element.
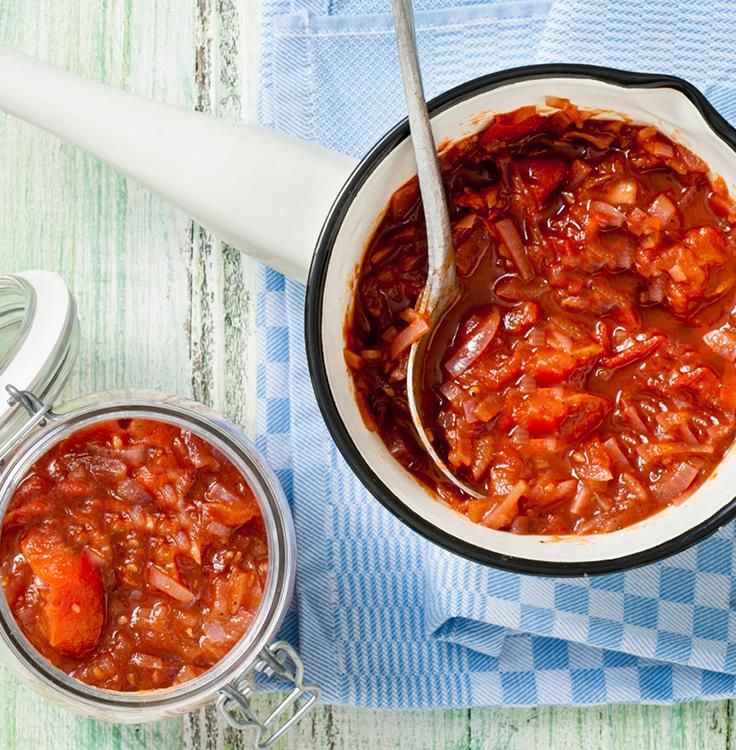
[0,271,317,748]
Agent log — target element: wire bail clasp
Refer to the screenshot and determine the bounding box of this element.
[0,385,56,464]
[216,641,320,749]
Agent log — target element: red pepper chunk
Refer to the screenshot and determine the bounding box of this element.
[479,111,545,146]
[599,335,665,370]
[20,529,105,657]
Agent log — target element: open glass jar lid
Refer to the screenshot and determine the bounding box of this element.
[0,271,317,748]
[0,271,78,462]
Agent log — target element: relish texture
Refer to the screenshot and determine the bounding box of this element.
[0,419,267,690]
[346,100,736,535]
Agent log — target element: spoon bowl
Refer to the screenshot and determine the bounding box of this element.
[405,307,486,498]
[391,0,484,498]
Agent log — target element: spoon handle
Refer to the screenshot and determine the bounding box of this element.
[391,0,456,314]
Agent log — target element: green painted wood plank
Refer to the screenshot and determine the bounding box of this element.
[0,1,197,748]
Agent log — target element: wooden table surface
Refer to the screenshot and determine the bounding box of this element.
[1,1,735,748]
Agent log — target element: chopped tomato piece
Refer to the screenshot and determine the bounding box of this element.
[127,419,180,448]
[704,325,736,362]
[675,144,708,174]
[454,217,491,277]
[344,348,363,370]
[469,434,495,481]
[504,302,540,334]
[503,389,610,442]
[569,159,592,187]
[526,476,577,506]
[636,226,732,317]
[526,344,603,385]
[470,394,504,423]
[558,393,611,442]
[573,439,614,482]
[502,390,565,435]
[514,157,567,206]
[390,178,419,220]
[526,350,581,385]
[479,112,545,146]
[722,364,736,413]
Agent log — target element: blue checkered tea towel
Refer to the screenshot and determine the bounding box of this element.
[255,0,736,707]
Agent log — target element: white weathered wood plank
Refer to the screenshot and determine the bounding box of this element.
[468,702,730,750]
[202,699,736,750]
[183,1,261,747]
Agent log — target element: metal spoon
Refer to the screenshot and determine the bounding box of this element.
[391,0,484,499]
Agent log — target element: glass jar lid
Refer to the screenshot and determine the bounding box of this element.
[0,271,79,461]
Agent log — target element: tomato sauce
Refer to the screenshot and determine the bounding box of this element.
[345,99,736,535]
[0,419,268,690]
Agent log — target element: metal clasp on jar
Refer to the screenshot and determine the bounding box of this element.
[0,386,58,465]
[216,640,320,749]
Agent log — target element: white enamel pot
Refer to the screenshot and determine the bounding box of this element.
[2,46,736,575]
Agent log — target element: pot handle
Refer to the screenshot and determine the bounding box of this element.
[0,45,358,282]
[217,640,320,749]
